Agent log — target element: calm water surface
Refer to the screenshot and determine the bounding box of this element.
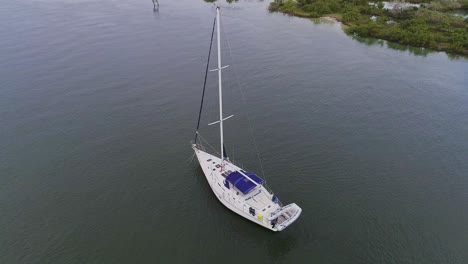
[1,0,467,263]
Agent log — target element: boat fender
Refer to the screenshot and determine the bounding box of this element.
[272,195,279,203]
[257,215,263,221]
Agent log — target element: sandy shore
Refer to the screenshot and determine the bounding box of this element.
[321,16,340,23]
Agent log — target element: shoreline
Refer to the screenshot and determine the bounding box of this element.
[321,16,342,23]
[269,1,468,57]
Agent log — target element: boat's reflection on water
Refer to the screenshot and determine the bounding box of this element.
[266,233,298,260]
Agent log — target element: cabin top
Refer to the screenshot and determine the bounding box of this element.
[225,170,264,195]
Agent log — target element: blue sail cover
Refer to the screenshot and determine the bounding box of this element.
[226,171,264,194]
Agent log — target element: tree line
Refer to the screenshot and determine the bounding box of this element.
[269,0,468,55]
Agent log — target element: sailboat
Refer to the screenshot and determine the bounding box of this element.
[191,6,302,232]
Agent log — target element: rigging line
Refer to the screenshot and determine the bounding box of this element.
[220,21,267,182]
[186,153,196,163]
[194,15,217,143]
[198,133,219,155]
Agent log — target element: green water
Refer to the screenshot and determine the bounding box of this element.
[1,0,467,263]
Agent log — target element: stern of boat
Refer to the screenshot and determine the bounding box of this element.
[268,203,302,231]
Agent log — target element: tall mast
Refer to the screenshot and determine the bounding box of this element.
[216,6,225,169]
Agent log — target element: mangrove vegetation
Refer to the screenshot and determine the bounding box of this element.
[269,0,468,55]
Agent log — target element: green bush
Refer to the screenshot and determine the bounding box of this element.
[343,7,361,23]
[271,0,468,55]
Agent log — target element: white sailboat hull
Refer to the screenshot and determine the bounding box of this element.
[191,6,301,232]
[193,144,301,232]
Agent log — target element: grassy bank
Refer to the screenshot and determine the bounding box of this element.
[269,0,468,56]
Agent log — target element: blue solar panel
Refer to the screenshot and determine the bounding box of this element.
[243,171,264,184]
[226,171,264,194]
